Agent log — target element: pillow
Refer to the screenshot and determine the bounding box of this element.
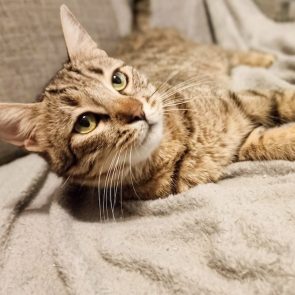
[0,0,132,165]
[254,0,295,21]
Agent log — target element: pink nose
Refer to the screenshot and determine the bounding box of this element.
[115,98,146,124]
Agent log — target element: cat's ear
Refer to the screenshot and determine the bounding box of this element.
[0,103,43,152]
[60,5,107,61]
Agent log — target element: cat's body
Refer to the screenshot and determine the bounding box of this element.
[112,30,275,199]
[1,6,295,201]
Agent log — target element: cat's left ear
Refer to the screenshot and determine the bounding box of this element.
[60,4,107,61]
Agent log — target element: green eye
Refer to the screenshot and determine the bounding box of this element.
[74,113,98,134]
[112,71,127,91]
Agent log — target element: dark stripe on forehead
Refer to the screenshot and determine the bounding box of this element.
[46,85,79,94]
[68,65,82,75]
[88,67,104,75]
[60,95,80,107]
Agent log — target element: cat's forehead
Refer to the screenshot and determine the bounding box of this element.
[43,55,126,96]
[78,55,124,71]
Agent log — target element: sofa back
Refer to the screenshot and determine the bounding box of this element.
[0,0,131,164]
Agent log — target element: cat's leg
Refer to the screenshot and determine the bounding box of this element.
[174,147,223,193]
[232,89,295,126]
[228,51,275,68]
[238,123,295,161]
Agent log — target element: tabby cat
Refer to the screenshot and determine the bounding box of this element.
[0,6,294,200]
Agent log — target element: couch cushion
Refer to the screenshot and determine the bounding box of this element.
[0,0,132,164]
[150,0,212,44]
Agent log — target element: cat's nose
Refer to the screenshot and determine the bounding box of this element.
[116,98,146,124]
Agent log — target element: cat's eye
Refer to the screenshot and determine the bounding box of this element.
[112,71,128,92]
[74,113,98,134]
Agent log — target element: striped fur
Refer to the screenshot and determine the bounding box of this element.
[1,9,295,200]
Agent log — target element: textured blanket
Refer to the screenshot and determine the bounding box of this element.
[1,0,295,294]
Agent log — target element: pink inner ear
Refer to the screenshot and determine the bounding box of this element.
[0,103,40,150]
[0,121,25,146]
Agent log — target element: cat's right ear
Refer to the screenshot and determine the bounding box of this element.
[60,5,107,61]
[0,103,43,152]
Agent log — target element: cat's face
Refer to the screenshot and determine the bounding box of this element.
[0,6,163,186]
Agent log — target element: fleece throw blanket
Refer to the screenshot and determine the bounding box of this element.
[1,0,295,294]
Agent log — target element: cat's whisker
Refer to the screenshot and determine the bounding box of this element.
[98,186,102,222]
[160,79,213,102]
[163,109,192,114]
[163,97,195,108]
[149,70,181,105]
[114,149,127,219]
[61,175,71,188]
[97,152,114,222]
[119,150,128,218]
[150,75,198,104]
[110,151,122,221]
[158,84,209,106]
[113,148,124,219]
[160,75,211,97]
[103,149,120,221]
[110,146,124,221]
[129,146,141,200]
[101,152,115,221]
[163,99,197,108]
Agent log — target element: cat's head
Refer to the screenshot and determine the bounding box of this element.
[0,5,163,186]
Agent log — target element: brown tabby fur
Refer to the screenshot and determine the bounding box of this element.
[0,6,294,201]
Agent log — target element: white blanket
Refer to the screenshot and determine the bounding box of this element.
[1,1,295,294]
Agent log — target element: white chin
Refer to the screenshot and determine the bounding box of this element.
[131,122,163,165]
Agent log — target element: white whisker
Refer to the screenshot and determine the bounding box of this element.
[129,146,141,200]
[103,149,120,221]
